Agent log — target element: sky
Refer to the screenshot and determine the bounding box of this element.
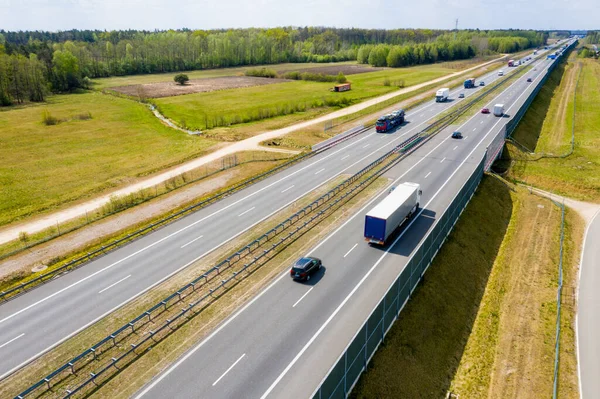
[0,0,596,32]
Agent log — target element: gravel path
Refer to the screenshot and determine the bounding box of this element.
[0,57,503,245]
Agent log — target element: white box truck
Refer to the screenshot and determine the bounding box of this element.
[493,104,504,117]
[364,182,422,245]
[435,88,450,102]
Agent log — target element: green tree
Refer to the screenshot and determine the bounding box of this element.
[336,72,346,83]
[174,73,189,85]
[52,49,81,91]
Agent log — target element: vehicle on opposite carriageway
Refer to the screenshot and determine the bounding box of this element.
[376,109,405,133]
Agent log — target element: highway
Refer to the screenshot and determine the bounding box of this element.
[0,51,534,380]
[577,208,600,399]
[134,49,566,398]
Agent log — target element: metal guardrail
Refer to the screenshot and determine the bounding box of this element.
[12,72,501,397]
[312,125,366,151]
[1,51,529,304]
[311,154,486,399]
[13,120,435,399]
[2,132,371,303]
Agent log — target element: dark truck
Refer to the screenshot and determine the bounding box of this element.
[376,109,405,133]
[463,78,476,89]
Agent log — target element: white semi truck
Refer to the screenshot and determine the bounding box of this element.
[435,88,450,102]
[364,182,422,245]
[493,104,505,117]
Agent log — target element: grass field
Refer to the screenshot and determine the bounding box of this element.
[507,56,600,202]
[92,62,360,89]
[152,60,491,133]
[350,177,582,399]
[0,92,217,226]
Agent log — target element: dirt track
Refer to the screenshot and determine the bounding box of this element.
[110,76,289,98]
[277,64,384,76]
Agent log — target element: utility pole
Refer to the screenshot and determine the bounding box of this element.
[454,18,459,41]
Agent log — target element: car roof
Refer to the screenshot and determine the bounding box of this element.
[294,257,319,267]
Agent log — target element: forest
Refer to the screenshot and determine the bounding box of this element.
[0,28,547,106]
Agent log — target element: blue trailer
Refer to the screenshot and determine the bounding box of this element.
[364,182,421,245]
[464,78,476,89]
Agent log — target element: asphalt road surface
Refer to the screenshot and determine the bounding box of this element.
[133,47,569,399]
[2,54,536,381]
[577,208,600,399]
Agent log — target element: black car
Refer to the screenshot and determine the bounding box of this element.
[527,78,532,82]
[290,257,322,281]
[479,81,485,86]
[451,131,462,139]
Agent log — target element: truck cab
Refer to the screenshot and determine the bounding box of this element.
[376,115,392,133]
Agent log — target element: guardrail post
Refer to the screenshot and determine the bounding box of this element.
[90,372,97,386]
[145,311,152,322]
[68,361,75,374]
[44,377,51,389]
[110,334,116,346]
[129,322,135,333]
[91,347,96,360]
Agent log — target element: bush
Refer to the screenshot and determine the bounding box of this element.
[174,73,189,85]
[244,68,277,78]
[383,77,391,86]
[336,72,347,83]
[74,112,92,120]
[41,109,59,125]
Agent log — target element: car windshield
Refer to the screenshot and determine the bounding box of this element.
[294,258,311,269]
[376,120,386,126]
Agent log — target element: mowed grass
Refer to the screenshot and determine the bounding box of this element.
[0,92,217,226]
[507,57,600,202]
[92,62,360,89]
[351,176,582,399]
[153,62,481,133]
[351,177,513,398]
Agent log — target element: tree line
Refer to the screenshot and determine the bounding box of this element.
[0,28,547,106]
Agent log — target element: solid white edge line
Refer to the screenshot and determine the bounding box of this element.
[237,207,256,217]
[280,185,295,193]
[260,55,550,399]
[576,208,600,399]
[98,275,132,294]
[135,98,464,398]
[2,95,444,380]
[292,287,314,308]
[343,244,358,258]
[0,131,379,327]
[180,235,204,249]
[134,55,544,398]
[212,353,246,386]
[0,333,25,350]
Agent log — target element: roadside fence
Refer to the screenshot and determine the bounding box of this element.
[311,155,485,399]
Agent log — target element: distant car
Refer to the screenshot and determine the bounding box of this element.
[534,68,537,71]
[451,131,463,139]
[290,257,322,282]
[527,78,533,82]
[479,81,485,86]
[458,93,465,98]
[481,108,490,114]
[498,70,504,76]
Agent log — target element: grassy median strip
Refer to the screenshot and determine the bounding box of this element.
[5,132,409,398]
[261,59,506,151]
[0,152,297,295]
[349,177,583,399]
